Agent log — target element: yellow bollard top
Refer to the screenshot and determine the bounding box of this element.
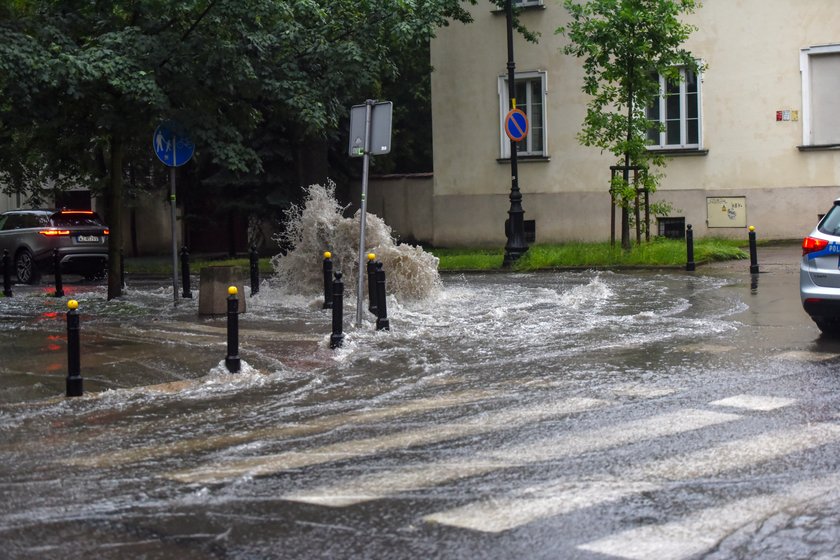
[367,253,376,261]
[324,251,332,259]
[228,286,238,296]
[749,225,755,232]
[67,300,79,310]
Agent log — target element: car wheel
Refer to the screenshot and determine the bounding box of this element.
[814,317,840,336]
[15,249,39,284]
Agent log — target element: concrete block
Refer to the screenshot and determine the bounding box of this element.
[198,266,246,316]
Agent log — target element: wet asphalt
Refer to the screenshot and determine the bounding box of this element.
[1,244,840,559]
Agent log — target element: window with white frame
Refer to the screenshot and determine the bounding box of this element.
[801,44,840,147]
[499,71,547,158]
[646,67,701,150]
[513,0,544,6]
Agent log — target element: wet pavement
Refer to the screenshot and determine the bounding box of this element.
[2,245,840,559]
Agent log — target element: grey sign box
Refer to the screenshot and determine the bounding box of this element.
[349,101,393,157]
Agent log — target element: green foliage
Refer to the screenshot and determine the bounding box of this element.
[433,239,746,271]
[558,0,700,245]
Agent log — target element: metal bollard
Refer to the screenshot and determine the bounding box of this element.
[120,249,126,289]
[685,224,696,272]
[2,249,11,297]
[367,252,378,315]
[375,262,390,331]
[330,272,344,349]
[250,245,259,296]
[323,251,333,309]
[748,225,759,274]
[53,249,64,297]
[225,286,241,373]
[180,246,192,298]
[66,300,83,397]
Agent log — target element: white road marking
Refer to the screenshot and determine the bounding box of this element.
[67,389,498,468]
[424,423,840,534]
[166,397,609,484]
[285,409,739,507]
[708,394,796,411]
[577,474,840,560]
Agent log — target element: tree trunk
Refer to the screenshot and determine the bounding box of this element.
[106,135,124,300]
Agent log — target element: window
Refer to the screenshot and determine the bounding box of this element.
[647,67,701,150]
[801,45,840,147]
[514,0,544,6]
[499,71,548,158]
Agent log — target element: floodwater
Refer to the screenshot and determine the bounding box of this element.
[2,248,840,559]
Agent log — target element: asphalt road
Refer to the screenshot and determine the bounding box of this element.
[1,245,839,559]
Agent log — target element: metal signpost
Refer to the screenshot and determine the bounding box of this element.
[349,100,392,326]
[153,121,195,306]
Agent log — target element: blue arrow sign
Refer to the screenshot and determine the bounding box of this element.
[153,121,195,167]
[504,109,529,143]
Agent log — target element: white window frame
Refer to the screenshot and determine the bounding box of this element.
[647,66,703,150]
[498,70,548,158]
[800,44,840,147]
[514,0,544,6]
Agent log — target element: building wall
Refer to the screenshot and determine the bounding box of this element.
[429,0,840,246]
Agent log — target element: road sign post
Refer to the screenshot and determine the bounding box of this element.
[153,121,195,306]
[349,101,392,327]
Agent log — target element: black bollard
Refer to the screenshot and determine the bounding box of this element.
[180,246,192,298]
[250,245,259,296]
[323,251,333,309]
[748,226,759,274]
[330,272,344,349]
[120,249,126,289]
[375,262,390,331]
[2,249,11,297]
[53,249,64,297]
[685,224,696,272]
[225,286,241,373]
[66,300,83,397]
[367,252,378,315]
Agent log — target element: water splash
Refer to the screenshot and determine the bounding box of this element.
[269,182,441,299]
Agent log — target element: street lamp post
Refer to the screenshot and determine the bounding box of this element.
[503,0,528,267]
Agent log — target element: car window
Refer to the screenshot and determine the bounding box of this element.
[0,215,6,231]
[2,214,23,230]
[819,205,840,236]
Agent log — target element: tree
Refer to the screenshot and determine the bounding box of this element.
[0,0,477,299]
[558,0,700,249]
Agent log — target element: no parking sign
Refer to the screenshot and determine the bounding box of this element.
[504,109,529,142]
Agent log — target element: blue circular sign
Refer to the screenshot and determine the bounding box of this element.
[153,121,195,167]
[504,109,529,142]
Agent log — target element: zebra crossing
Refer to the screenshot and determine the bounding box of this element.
[149,386,838,558]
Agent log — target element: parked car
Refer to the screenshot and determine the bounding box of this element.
[800,198,840,334]
[0,209,109,284]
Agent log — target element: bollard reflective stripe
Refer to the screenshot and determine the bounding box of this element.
[66,299,83,397]
[250,245,260,296]
[225,286,241,373]
[323,252,333,309]
[375,262,390,331]
[180,246,192,299]
[330,272,344,349]
[685,224,696,272]
[53,249,64,298]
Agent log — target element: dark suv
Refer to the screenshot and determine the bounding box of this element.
[0,209,109,284]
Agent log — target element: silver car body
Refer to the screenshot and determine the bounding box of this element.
[0,209,109,283]
[800,197,840,333]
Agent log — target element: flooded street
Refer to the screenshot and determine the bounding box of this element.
[2,246,840,559]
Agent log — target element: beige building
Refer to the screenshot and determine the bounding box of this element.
[413,0,840,247]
